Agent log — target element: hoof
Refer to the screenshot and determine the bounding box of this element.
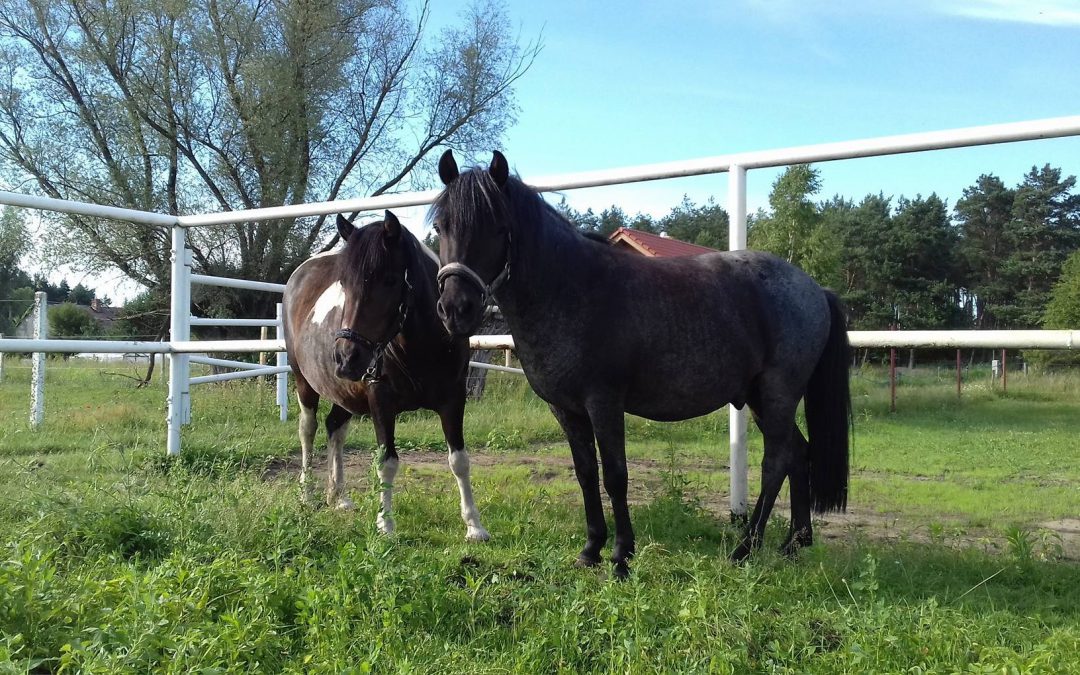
[779,536,811,559]
[333,496,356,511]
[612,559,631,581]
[376,512,395,535]
[575,553,602,568]
[465,525,491,542]
[730,541,753,564]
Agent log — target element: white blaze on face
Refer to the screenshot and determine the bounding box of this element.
[310,281,346,325]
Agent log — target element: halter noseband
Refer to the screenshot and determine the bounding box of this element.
[436,230,511,306]
[334,267,412,383]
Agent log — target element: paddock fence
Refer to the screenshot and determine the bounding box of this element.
[2,114,1080,517]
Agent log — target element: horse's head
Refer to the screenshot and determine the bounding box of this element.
[431,149,512,336]
[333,210,411,381]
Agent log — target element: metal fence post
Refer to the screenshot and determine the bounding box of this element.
[166,226,191,455]
[276,302,288,422]
[727,164,749,521]
[30,292,47,428]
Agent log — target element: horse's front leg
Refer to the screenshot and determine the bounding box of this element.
[438,396,489,542]
[295,376,319,505]
[370,400,399,534]
[325,404,355,509]
[549,404,607,568]
[587,400,635,580]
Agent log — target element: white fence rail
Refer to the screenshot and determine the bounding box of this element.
[3,114,1080,516]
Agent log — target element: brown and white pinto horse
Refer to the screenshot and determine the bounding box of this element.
[282,211,489,541]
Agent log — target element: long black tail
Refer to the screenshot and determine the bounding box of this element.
[804,290,852,513]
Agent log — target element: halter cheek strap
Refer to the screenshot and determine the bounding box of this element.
[335,268,412,383]
[436,232,511,306]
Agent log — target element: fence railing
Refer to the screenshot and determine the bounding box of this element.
[3,114,1080,516]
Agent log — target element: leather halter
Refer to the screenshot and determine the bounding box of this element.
[334,268,412,383]
[436,231,511,306]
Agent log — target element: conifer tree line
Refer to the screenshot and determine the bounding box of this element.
[559,164,1080,337]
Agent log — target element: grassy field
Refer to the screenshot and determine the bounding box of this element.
[0,358,1077,673]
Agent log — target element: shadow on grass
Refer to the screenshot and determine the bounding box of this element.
[633,487,1079,625]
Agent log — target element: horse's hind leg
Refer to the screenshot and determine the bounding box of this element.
[732,399,798,562]
[325,404,354,510]
[438,395,490,542]
[296,374,320,504]
[781,424,813,557]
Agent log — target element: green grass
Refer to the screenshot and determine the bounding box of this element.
[0,358,1078,672]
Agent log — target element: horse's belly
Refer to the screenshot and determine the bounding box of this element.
[624,380,737,422]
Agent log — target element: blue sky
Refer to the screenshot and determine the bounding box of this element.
[425,0,1080,221]
[29,0,1080,301]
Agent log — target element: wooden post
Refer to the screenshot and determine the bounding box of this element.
[0,333,5,383]
[956,349,961,398]
[259,326,269,366]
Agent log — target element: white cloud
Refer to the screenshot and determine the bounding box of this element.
[935,0,1080,26]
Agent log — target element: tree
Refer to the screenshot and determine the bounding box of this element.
[955,174,1015,329]
[1,286,33,334]
[1027,248,1080,368]
[49,302,101,358]
[0,206,32,332]
[69,283,96,305]
[999,165,1080,327]
[659,196,725,248]
[888,194,964,330]
[110,288,170,384]
[0,0,540,326]
[821,193,897,330]
[750,165,821,259]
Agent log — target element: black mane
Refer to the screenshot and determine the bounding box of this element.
[431,167,593,281]
[339,218,438,324]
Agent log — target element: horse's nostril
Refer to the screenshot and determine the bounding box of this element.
[436,300,447,321]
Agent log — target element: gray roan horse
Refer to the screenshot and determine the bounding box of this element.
[283,211,489,541]
[432,151,851,577]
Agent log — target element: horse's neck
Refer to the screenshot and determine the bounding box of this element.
[400,255,446,352]
[496,212,595,337]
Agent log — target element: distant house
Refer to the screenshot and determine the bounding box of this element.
[11,297,122,338]
[608,227,718,257]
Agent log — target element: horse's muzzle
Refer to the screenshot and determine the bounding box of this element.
[333,340,372,381]
[437,276,483,336]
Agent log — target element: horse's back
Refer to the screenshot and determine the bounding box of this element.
[578,248,833,420]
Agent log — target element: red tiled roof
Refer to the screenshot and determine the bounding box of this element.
[608,227,718,257]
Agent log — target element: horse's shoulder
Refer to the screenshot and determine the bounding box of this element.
[289,250,341,287]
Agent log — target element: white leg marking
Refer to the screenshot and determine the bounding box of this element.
[449,446,490,542]
[297,397,318,504]
[309,281,345,325]
[326,417,354,510]
[376,457,400,534]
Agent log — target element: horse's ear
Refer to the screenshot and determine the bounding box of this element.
[438,149,459,185]
[336,214,355,242]
[383,210,401,241]
[489,151,509,187]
